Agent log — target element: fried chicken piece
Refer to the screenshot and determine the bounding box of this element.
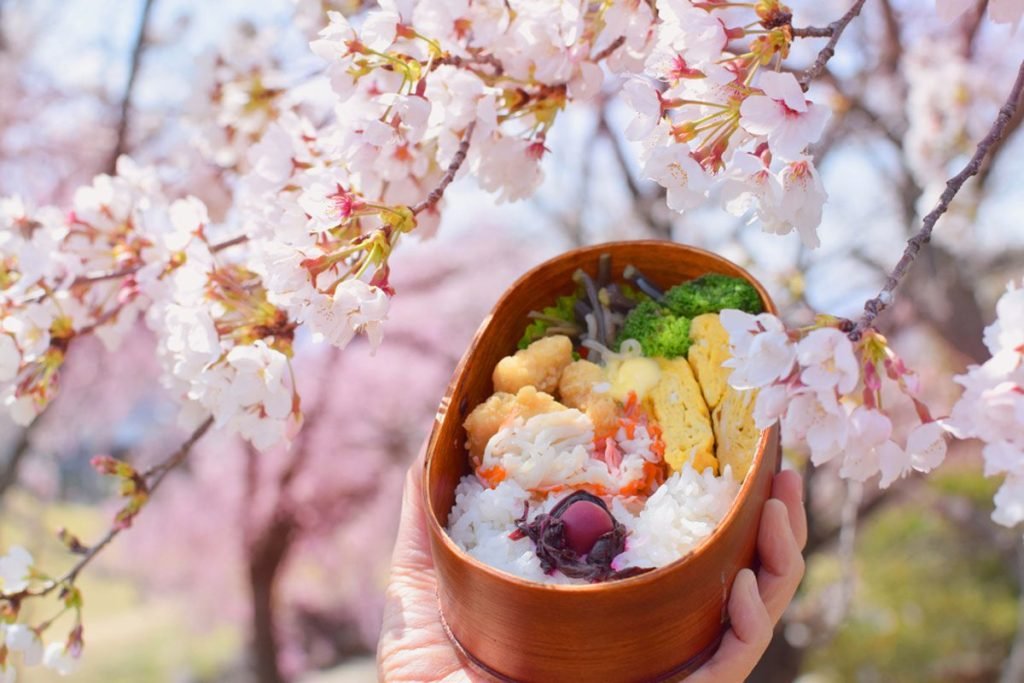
[463,386,566,463]
[559,360,621,437]
[492,335,574,395]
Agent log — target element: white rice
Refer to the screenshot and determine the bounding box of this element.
[447,410,742,584]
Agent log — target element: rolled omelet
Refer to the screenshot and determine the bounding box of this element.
[644,358,717,474]
[713,389,759,480]
[687,313,758,480]
[687,314,732,409]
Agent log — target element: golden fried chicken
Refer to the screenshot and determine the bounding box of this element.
[492,335,573,395]
[558,360,620,437]
[463,386,567,463]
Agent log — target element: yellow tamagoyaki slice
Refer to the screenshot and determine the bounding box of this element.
[687,313,732,410]
[643,357,717,474]
[713,389,759,480]
[686,313,759,480]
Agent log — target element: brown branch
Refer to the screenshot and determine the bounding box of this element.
[16,416,214,598]
[106,0,156,173]
[798,0,869,91]
[211,233,249,251]
[791,26,834,38]
[24,232,249,306]
[410,121,475,215]
[851,58,1024,338]
[592,35,625,63]
[0,425,33,499]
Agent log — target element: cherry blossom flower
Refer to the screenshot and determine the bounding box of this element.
[622,79,662,141]
[721,151,783,224]
[944,281,1024,528]
[797,327,860,394]
[4,625,43,666]
[720,309,796,388]
[764,158,827,248]
[983,283,1024,355]
[43,643,79,676]
[839,407,902,483]
[739,72,831,161]
[309,280,390,351]
[642,143,711,212]
[0,334,19,382]
[0,546,33,593]
[783,391,850,466]
[879,421,949,488]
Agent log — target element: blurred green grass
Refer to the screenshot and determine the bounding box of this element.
[1,491,241,683]
[806,467,1019,682]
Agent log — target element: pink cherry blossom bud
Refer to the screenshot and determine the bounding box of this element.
[90,455,119,475]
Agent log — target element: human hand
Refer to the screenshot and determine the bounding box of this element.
[377,451,807,683]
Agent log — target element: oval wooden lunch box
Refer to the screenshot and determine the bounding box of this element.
[423,241,782,682]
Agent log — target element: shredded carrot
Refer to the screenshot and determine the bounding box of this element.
[618,417,636,440]
[623,390,639,418]
[476,465,507,488]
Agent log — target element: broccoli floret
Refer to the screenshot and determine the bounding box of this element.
[518,293,580,349]
[663,274,763,318]
[615,300,693,358]
[646,315,692,358]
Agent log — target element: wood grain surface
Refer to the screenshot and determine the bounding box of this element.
[424,241,782,683]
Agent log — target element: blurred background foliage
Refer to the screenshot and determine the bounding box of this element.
[1,0,1023,681]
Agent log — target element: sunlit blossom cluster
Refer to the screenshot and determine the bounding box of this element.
[623,0,830,246]
[945,282,1024,529]
[188,25,292,171]
[722,310,948,487]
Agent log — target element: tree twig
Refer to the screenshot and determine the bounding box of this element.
[0,424,33,499]
[851,58,1024,338]
[791,26,834,38]
[591,35,625,63]
[798,0,869,90]
[15,416,215,598]
[410,122,475,215]
[106,0,156,173]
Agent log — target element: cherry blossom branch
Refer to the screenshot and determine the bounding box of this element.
[106,0,156,173]
[851,58,1024,339]
[591,35,625,63]
[24,231,249,307]
[798,0,869,90]
[410,121,476,215]
[791,25,835,38]
[23,416,214,599]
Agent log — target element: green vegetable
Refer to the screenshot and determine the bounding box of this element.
[662,274,763,318]
[616,300,693,358]
[518,293,579,349]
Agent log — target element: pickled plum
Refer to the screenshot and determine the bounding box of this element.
[560,500,614,555]
[510,491,652,582]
